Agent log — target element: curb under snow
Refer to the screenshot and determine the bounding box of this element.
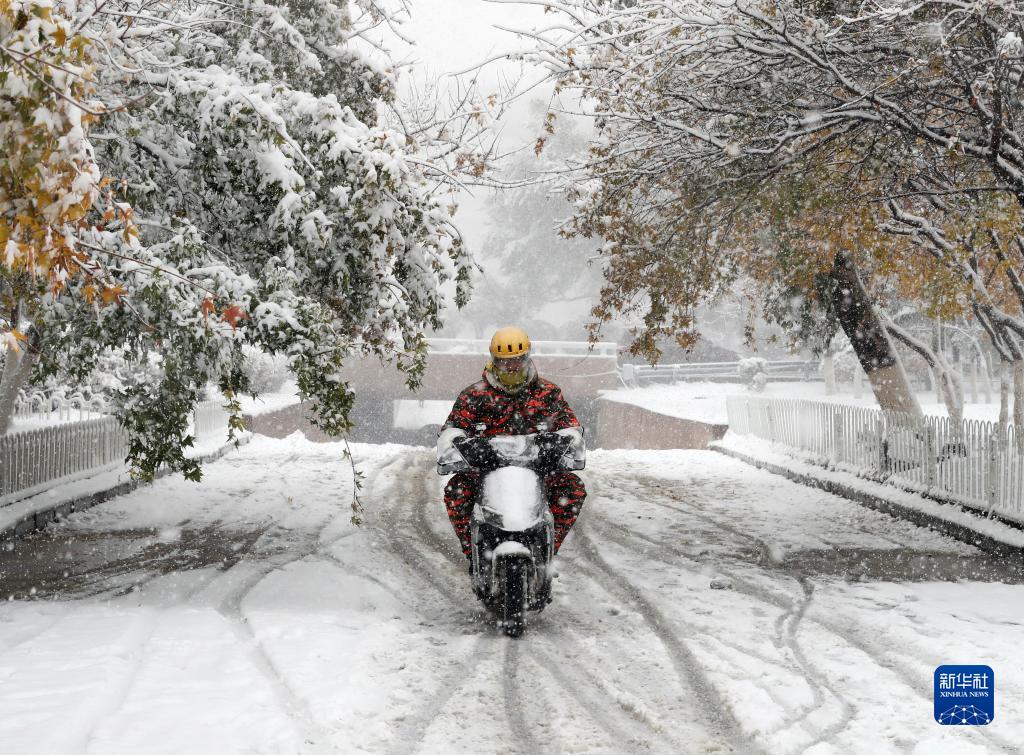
[710,435,1024,561]
[0,434,252,541]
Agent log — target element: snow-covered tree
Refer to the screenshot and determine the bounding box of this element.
[2,1,473,479]
[511,0,1024,421]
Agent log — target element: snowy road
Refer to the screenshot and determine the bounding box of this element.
[1,435,1022,754]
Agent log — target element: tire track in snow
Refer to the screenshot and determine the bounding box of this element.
[587,476,835,737]
[771,579,854,748]
[194,451,394,752]
[347,475,497,752]
[583,508,844,747]
[10,455,310,751]
[78,534,286,753]
[586,485,863,748]
[593,473,1020,753]
[380,633,493,755]
[272,449,499,755]
[0,612,69,659]
[362,449,518,754]
[78,610,162,753]
[207,489,364,755]
[571,527,755,754]
[581,514,804,701]
[406,448,749,753]
[502,641,546,755]
[530,626,692,751]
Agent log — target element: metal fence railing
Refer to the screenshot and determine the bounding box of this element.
[13,387,108,424]
[428,338,619,358]
[726,395,1024,525]
[2,401,233,508]
[624,360,819,385]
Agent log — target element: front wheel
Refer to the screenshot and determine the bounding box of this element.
[501,557,528,638]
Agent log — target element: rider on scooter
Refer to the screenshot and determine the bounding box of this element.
[437,327,587,566]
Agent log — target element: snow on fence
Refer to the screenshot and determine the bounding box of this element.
[1,400,232,508]
[726,396,1024,525]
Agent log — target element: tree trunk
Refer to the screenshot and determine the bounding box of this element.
[828,250,922,417]
[0,342,38,434]
[969,359,979,404]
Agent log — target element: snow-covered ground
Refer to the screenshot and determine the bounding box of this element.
[0,436,1021,753]
[236,382,303,417]
[603,380,1005,425]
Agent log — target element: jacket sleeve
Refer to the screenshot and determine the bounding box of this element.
[549,386,580,431]
[443,388,478,432]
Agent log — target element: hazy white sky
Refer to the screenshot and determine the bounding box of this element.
[391,1,554,251]
[395,0,546,78]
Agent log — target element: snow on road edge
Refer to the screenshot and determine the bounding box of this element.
[713,433,1024,552]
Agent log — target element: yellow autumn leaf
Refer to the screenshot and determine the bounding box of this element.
[100,285,126,305]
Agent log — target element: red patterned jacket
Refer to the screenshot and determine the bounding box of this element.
[443,367,580,437]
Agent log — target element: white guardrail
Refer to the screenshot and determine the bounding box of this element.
[0,400,231,508]
[428,338,619,358]
[726,396,1024,525]
[624,360,819,385]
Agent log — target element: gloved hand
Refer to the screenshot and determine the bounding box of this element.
[554,426,586,470]
[436,427,468,474]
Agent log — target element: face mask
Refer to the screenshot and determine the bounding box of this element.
[492,355,531,389]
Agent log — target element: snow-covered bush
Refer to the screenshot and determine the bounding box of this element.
[737,357,768,392]
[241,347,290,394]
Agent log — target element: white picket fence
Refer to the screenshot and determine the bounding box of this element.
[192,400,231,440]
[1,400,232,508]
[726,396,1024,525]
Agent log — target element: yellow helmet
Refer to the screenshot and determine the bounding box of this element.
[489,326,531,358]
